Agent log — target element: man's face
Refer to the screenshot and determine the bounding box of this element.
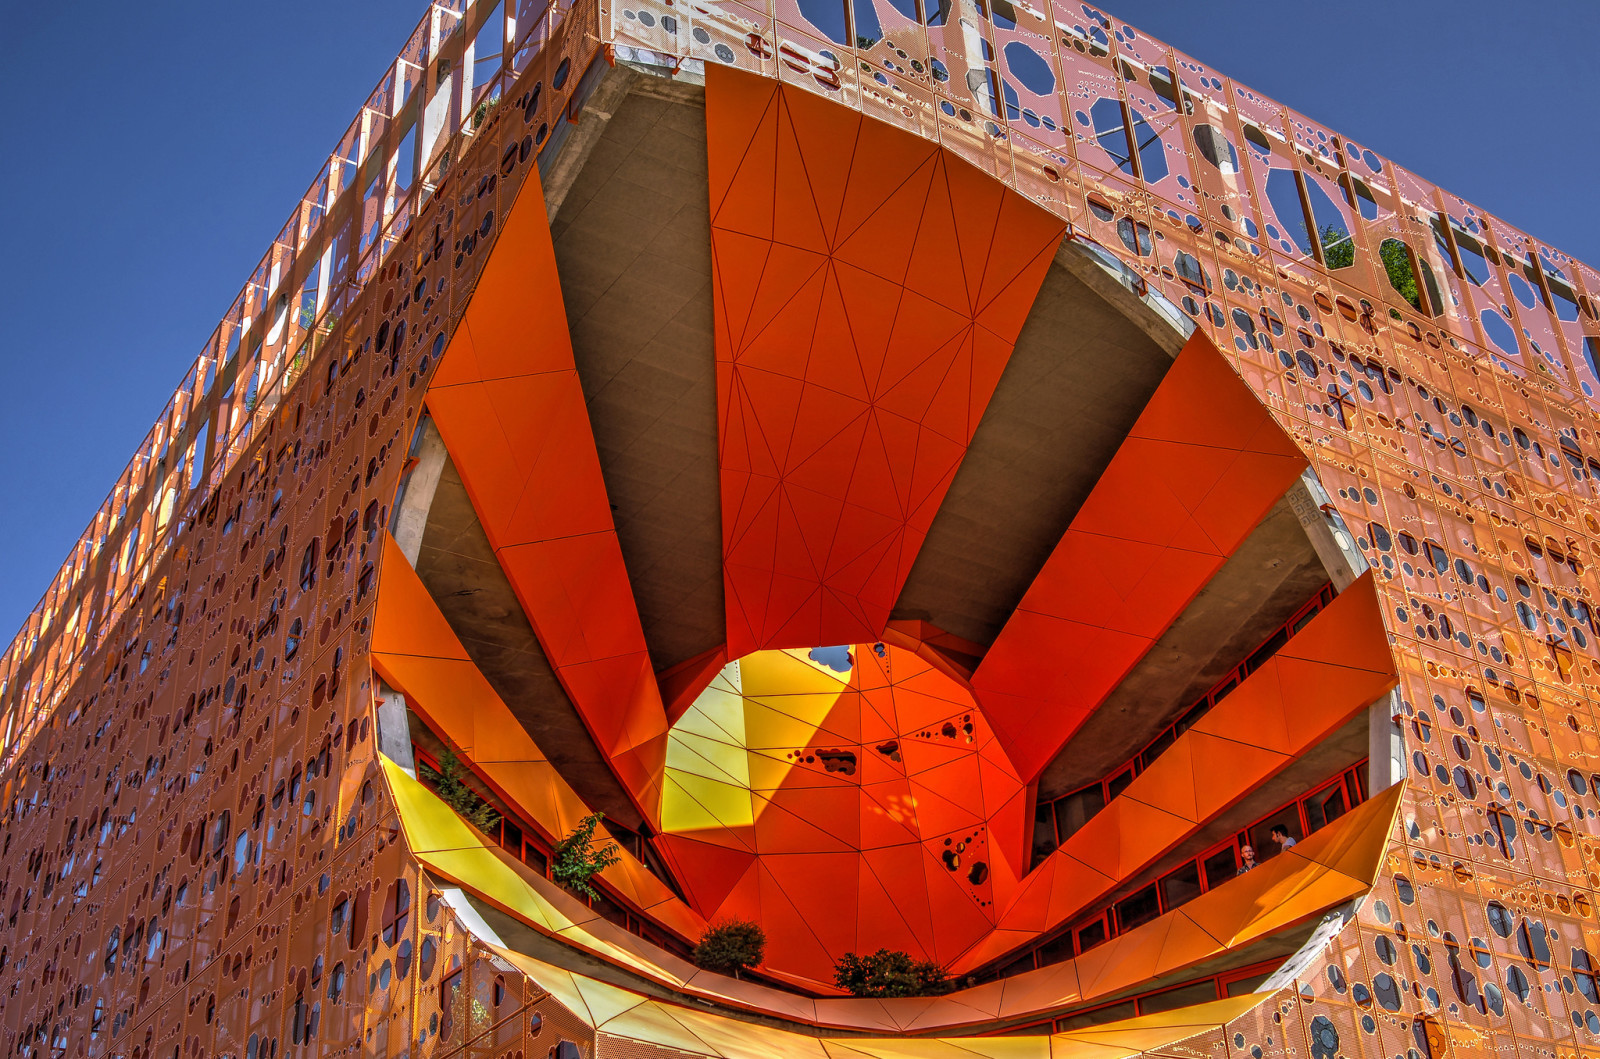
[1241,845,1256,863]
[1272,831,1286,846]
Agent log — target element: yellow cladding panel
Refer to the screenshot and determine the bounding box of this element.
[661,647,850,834]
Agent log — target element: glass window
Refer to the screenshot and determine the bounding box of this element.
[499,820,522,853]
[1139,727,1176,769]
[1305,784,1347,833]
[1246,627,1290,673]
[1036,930,1075,967]
[1348,767,1369,804]
[1032,798,1059,865]
[1139,979,1219,1014]
[996,951,1037,979]
[1250,806,1302,860]
[1203,847,1238,889]
[1159,862,1202,911]
[1115,884,1161,933]
[1076,918,1108,953]
[1054,784,1105,844]
[1057,1000,1134,1031]
[1224,970,1273,996]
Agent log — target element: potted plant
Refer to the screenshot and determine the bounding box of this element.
[832,948,949,997]
[692,918,766,979]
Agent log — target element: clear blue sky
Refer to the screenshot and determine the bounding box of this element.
[1,0,1596,639]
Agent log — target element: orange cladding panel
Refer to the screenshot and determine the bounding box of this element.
[971,332,1309,782]
[705,63,1066,658]
[424,159,669,823]
[954,573,1397,973]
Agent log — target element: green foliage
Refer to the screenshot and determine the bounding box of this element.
[693,918,767,978]
[419,750,500,835]
[552,812,621,899]
[832,948,949,997]
[472,93,501,130]
[1318,226,1424,311]
[1378,239,1422,310]
[1318,224,1355,271]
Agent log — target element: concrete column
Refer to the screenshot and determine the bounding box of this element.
[375,680,417,776]
[391,417,449,565]
[1290,470,1403,793]
[1368,689,1407,793]
[1285,471,1367,592]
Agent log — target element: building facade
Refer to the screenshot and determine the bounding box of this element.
[2,1,1597,1057]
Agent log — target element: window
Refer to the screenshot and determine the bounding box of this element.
[380,878,412,945]
[1202,847,1238,889]
[1139,979,1219,1014]
[1516,920,1551,969]
[1053,785,1105,845]
[299,539,320,591]
[1032,799,1058,863]
[330,897,349,936]
[1115,884,1161,932]
[1573,949,1599,1004]
[1306,784,1347,832]
[1487,808,1517,859]
[1173,251,1209,292]
[438,969,465,1041]
[1158,862,1201,910]
[328,962,345,1003]
[1117,216,1153,257]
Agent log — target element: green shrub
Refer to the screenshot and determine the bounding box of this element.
[693,918,767,978]
[833,948,948,997]
[552,812,621,900]
[419,749,499,834]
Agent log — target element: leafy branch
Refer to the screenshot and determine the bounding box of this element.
[419,749,500,835]
[552,812,621,899]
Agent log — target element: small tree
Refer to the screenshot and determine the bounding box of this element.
[833,948,948,997]
[693,918,766,978]
[419,749,500,834]
[552,812,621,899]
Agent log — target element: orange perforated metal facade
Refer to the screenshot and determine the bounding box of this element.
[4,1,1600,1058]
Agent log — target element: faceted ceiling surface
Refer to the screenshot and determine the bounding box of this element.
[4,0,1600,1055]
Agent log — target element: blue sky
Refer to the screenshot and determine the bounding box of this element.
[1,0,1596,638]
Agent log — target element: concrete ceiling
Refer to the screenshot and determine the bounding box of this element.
[891,247,1179,648]
[1037,493,1334,800]
[550,75,724,674]
[414,456,644,828]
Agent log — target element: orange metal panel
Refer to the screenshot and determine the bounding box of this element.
[28,0,1600,1038]
[424,160,670,822]
[955,574,1395,973]
[371,533,693,931]
[706,63,1066,657]
[971,332,1310,782]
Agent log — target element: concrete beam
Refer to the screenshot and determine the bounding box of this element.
[391,417,449,565]
[550,75,722,672]
[1035,492,1330,800]
[894,257,1177,647]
